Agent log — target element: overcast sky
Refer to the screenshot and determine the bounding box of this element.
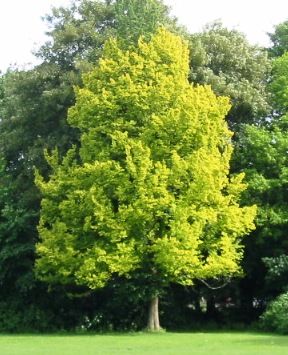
[1,0,288,72]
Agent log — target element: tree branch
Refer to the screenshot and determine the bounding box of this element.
[197,277,230,290]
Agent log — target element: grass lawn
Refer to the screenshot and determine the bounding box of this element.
[0,332,287,355]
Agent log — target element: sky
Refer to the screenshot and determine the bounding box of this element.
[0,0,288,72]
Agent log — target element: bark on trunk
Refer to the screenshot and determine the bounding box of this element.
[147,296,161,331]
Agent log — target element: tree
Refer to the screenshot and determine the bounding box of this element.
[268,20,288,58]
[35,28,256,330]
[37,0,115,69]
[37,0,179,70]
[232,120,288,306]
[113,0,179,45]
[189,22,271,129]
[0,65,85,331]
[269,52,288,114]
[231,50,288,315]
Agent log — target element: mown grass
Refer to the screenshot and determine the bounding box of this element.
[0,331,287,355]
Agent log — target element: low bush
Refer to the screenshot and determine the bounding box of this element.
[260,292,288,334]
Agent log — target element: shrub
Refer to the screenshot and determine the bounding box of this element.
[260,292,288,334]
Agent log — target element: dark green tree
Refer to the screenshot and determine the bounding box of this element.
[230,49,288,318]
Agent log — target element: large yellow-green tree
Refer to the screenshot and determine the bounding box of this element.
[35,28,256,330]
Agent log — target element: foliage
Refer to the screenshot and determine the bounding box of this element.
[37,0,179,70]
[269,52,288,114]
[113,0,179,46]
[35,29,256,309]
[263,255,288,295]
[37,0,115,69]
[0,64,80,308]
[0,155,37,297]
[231,46,288,316]
[268,20,288,58]
[189,22,271,128]
[264,255,288,279]
[0,66,79,172]
[0,301,55,333]
[232,118,288,296]
[260,292,288,334]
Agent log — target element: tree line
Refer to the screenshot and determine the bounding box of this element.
[0,0,288,332]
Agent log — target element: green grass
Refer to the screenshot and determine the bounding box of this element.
[0,332,287,355]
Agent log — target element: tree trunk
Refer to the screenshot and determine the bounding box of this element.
[206,295,217,317]
[147,296,161,331]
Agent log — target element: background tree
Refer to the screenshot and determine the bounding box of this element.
[268,20,288,58]
[230,47,288,318]
[113,0,179,46]
[232,120,288,311]
[0,65,84,331]
[189,22,271,129]
[35,28,256,331]
[269,52,288,114]
[37,0,178,70]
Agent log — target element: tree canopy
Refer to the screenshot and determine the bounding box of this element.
[269,52,288,114]
[189,22,271,128]
[268,20,288,58]
[230,46,288,312]
[35,28,256,330]
[37,0,178,70]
